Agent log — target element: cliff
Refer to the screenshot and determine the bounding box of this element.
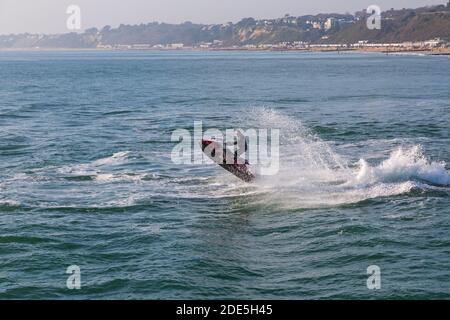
[1,5,449,49]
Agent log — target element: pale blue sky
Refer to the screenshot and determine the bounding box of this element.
[0,0,445,34]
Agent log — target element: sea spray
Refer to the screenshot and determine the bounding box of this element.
[237,108,450,208]
[356,146,450,186]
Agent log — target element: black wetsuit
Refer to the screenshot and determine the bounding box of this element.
[233,137,249,165]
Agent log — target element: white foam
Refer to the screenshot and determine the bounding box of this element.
[0,199,21,207]
[58,151,131,176]
[93,172,147,183]
[92,151,130,166]
[355,146,450,186]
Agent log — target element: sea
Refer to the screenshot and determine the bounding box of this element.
[0,50,449,299]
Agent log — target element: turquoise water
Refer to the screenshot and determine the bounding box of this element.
[0,51,449,299]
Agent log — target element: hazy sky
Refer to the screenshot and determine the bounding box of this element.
[0,0,444,34]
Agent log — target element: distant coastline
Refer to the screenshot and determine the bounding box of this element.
[1,4,450,54]
[2,45,449,56]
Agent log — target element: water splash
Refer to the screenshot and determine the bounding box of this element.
[355,146,450,186]
[233,108,450,208]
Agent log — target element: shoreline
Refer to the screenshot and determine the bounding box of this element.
[1,47,449,56]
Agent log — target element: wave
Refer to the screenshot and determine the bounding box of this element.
[355,146,450,186]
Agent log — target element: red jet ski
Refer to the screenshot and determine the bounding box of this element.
[201,138,255,182]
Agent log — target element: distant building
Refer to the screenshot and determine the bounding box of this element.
[199,42,212,48]
[312,21,323,30]
[324,18,338,31]
[169,43,184,49]
[97,44,112,49]
[424,38,443,47]
[132,44,151,49]
[116,45,132,50]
